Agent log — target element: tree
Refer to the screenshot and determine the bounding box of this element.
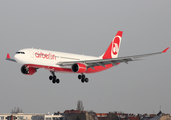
[11,107,23,114]
[76,100,84,111]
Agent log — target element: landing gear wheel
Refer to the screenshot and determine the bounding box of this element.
[81,78,85,83]
[82,74,85,79]
[78,75,82,79]
[53,76,56,80]
[52,79,56,84]
[49,76,53,80]
[85,78,89,83]
[56,79,60,83]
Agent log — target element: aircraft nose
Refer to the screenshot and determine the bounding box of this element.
[14,54,19,61]
[14,54,22,63]
[14,50,27,64]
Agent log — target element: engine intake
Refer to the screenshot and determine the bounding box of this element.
[21,65,37,75]
[71,63,87,73]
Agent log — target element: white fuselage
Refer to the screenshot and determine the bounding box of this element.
[14,48,99,71]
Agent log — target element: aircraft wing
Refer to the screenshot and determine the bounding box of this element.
[57,47,169,69]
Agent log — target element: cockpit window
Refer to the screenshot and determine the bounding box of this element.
[16,52,25,54]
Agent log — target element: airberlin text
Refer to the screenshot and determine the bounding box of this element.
[35,52,56,60]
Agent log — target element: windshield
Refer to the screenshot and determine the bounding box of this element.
[16,52,25,54]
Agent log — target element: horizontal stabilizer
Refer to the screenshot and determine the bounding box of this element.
[6,53,16,62]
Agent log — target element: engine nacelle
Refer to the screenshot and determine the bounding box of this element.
[21,65,37,75]
[71,63,87,73]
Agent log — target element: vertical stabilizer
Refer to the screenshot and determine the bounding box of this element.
[101,31,123,59]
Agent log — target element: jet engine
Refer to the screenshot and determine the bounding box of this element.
[21,65,37,75]
[71,63,87,73]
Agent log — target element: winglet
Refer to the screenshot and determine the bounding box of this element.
[162,47,169,53]
[7,53,11,59]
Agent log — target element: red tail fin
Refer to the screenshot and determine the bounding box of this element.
[102,31,123,59]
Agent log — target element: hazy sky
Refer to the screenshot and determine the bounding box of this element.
[0,0,171,115]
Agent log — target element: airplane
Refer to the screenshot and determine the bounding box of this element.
[6,31,169,84]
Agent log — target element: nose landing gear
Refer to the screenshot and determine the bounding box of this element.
[78,74,89,83]
[49,71,60,84]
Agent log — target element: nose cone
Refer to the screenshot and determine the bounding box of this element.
[14,54,19,61]
[14,54,23,64]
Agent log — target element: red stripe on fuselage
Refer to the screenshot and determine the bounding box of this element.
[26,64,72,73]
[26,63,120,73]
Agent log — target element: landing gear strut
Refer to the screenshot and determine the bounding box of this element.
[78,74,89,83]
[49,71,60,84]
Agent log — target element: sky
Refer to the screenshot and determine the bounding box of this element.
[0,0,171,115]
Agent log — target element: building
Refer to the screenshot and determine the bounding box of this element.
[0,113,64,120]
[63,110,95,120]
[160,114,171,120]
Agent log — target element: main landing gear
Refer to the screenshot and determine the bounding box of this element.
[48,72,88,84]
[49,71,60,84]
[78,74,89,83]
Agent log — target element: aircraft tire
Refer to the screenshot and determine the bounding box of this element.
[78,75,82,79]
[53,76,56,80]
[85,78,89,83]
[81,78,84,83]
[56,79,60,83]
[52,79,56,84]
[49,76,53,80]
[82,74,85,79]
